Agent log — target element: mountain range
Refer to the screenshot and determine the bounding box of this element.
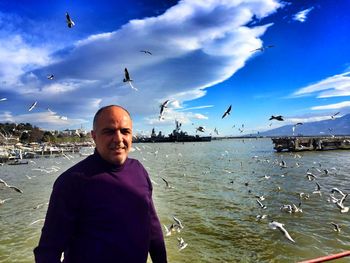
[258,114,350,137]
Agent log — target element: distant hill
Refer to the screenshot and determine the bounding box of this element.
[259,114,350,137]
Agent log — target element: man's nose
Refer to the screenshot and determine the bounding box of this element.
[113,130,123,141]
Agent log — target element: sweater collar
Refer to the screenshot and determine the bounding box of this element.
[93,149,128,172]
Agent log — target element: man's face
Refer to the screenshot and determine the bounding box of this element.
[92,106,132,165]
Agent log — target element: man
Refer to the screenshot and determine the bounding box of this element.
[34,105,167,263]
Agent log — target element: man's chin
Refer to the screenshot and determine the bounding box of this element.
[111,155,127,165]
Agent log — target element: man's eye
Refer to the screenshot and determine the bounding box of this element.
[121,129,131,134]
[102,130,114,135]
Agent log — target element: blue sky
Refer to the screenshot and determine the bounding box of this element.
[0,0,349,136]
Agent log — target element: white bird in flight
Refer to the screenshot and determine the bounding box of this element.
[65,12,75,28]
[28,101,37,112]
[269,221,295,243]
[123,68,138,91]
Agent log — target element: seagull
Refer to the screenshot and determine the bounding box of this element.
[196,126,205,133]
[177,237,188,251]
[269,221,295,243]
[292,203,303,213]
[123,68,138,91]
[335,194,349,213]
[312,182,322,195]
[0,198,11,205]
[0,178,23,193]
[159,100,170,119]
[256,199,267,209]
[331,222,341,232]
[123,68,132,82]
[256,214,268,221]
[222,105,232,119]
[65,12,75,28]
[269,115,284,121]
[28,101,37,111]
[255,195,265,201]
[213,128,219,135]
[331,112,340,119]
[47,74,54,80]
[29,218,45,226]
[163,224,172,236]
[306,171,317,181]
[173,216,184,230]
[331,188,346,197]
[161,177,173,189]
[0,98,7,102]
[280,204,292,213]
[279,160,287,168]
[140,50,152,55]
[250,45,274,52]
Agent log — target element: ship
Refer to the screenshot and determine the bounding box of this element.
[133,120,211,143]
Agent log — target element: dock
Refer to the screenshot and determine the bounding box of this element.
[272,136,350,152]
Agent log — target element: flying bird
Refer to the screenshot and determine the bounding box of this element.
[47,74,54,80]
[0,98,7,102]
[123,68,132,82]
[222,105,232,119]
[159,100,170,119]
[177,237,188,251]
[331,222,341,232]
[0,178,23,194]
[65,12,75,28]
[140,50,152,55]
[196,126,205,133]
[331,112,340,119]
[251,45,274,53]
[269,221,295,243]
[161,177,173,189]
[28,101,38,112]
[123,68,138,91]
[213,128,219,135]
[269,115,284,121]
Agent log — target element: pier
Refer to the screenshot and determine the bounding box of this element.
[272,136,350,152]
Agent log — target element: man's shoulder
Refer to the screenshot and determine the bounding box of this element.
[55,155,94,183]
[126,157,145,170]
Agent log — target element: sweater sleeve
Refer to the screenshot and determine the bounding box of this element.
[34,172,81,263]
[149,197,167,263]
[142,166,167,263]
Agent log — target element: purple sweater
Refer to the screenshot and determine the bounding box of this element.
[34,151,167,263]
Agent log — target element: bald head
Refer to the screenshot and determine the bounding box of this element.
[93,105,131,131]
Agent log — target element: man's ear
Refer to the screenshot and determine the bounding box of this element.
[91,130,96,141]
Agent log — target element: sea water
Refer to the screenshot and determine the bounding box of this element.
[0,138,349,263]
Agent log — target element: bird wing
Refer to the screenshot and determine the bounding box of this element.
[278,225,295,243]
[124,68,130,80]
[9,186,23,193]
[161,177,169,187]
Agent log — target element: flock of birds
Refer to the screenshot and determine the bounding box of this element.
[0,136,349,261]
[129,141,350,261]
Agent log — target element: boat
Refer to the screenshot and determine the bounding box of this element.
[272,136,350,152]
[7,159,29,165]
[133,121,211,143]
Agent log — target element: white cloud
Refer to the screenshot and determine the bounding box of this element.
[293,71,350,98]
[293,7,314,23]
[177,105,214,111]
[1,0,283,130]
[311,101,350,110]
[0,35,51,86]
[287,115,334,123]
